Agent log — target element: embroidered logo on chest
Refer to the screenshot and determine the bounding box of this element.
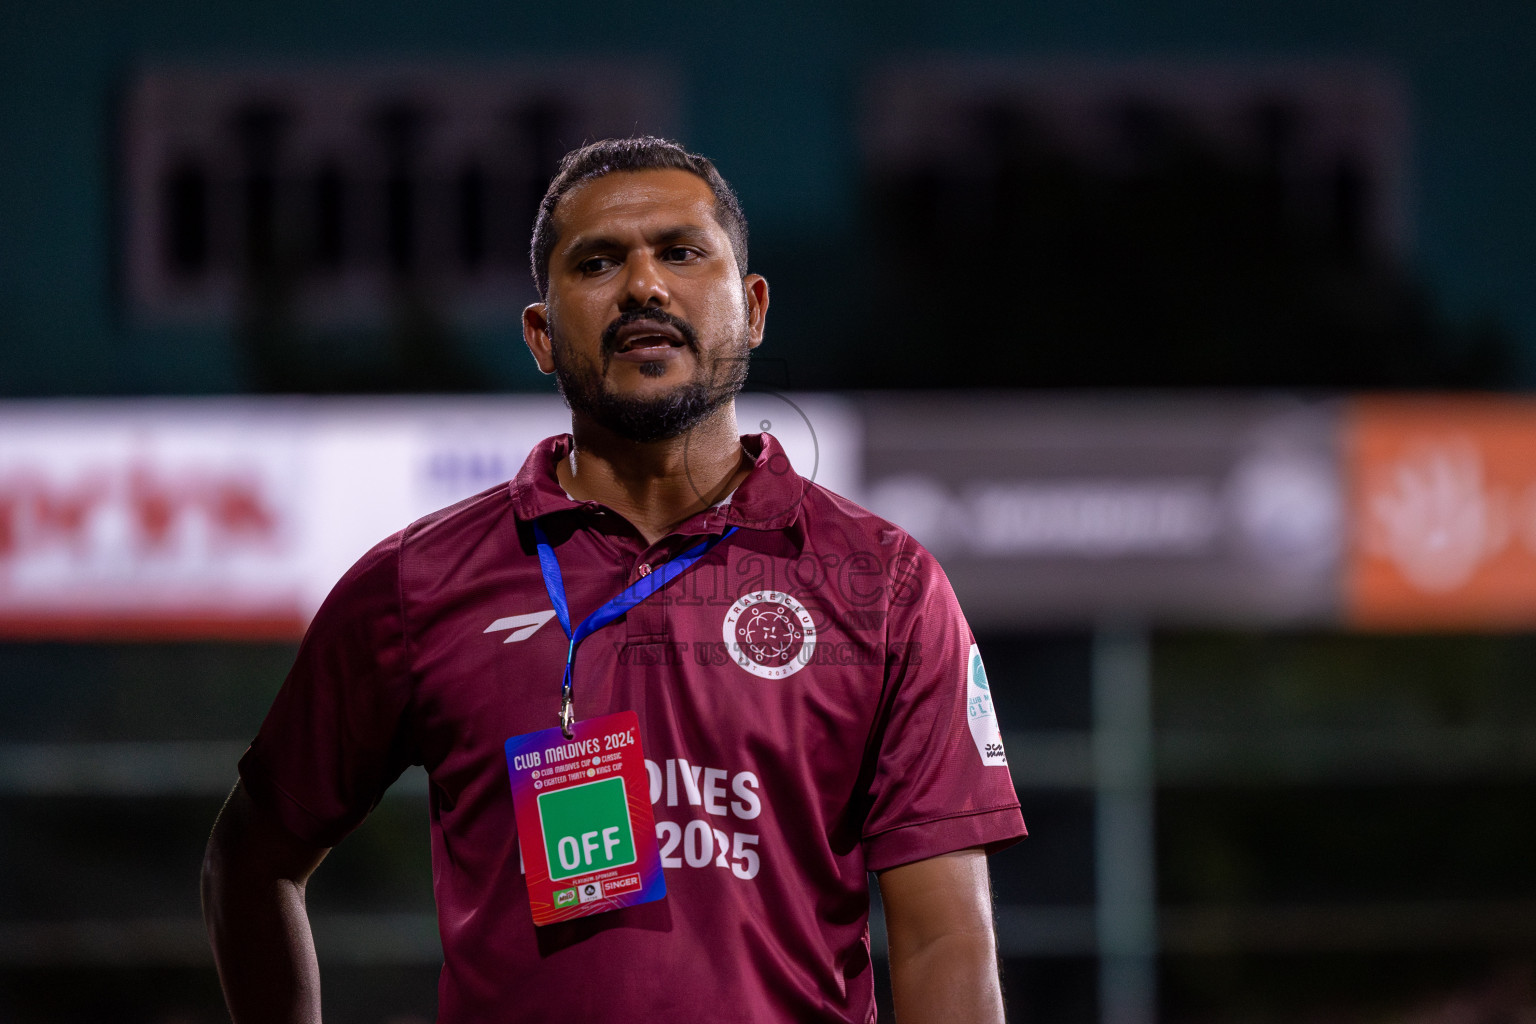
[722,590,817,679]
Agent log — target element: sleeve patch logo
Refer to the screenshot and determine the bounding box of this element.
[722,590,817,679]
[967,644,1008,766]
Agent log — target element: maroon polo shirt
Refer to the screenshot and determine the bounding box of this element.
[240,432,1025,1023]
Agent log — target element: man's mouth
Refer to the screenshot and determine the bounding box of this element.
[613,321,687,353]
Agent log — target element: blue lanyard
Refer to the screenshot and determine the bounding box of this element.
[532,519,737,737]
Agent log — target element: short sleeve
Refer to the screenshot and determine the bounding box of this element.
[239,533,416,848]
[861,541,1026,872]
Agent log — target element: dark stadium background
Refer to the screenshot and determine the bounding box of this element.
[3,2,1536,1023]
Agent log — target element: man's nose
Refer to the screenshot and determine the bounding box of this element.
[619,253,669,309]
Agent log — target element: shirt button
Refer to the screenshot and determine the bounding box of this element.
[637,563,652,576]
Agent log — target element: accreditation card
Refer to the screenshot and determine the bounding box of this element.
[503,710,666,926]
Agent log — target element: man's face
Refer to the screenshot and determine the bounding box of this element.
[523,168,769,443]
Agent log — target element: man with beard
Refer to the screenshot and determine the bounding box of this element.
[203,137,1025,1023]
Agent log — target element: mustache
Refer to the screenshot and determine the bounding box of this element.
[600,308,701,358]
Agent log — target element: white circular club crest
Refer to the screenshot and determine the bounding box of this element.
[722,590,817,679]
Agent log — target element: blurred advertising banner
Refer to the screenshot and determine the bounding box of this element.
[1345,396,1536,629]
[0,396,855,640]
[7,394,1536,638]
[859,395,1345,629]
[0,403,308,639]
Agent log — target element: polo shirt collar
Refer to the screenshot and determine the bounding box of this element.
[509,431,807,533]
[711,432,807,532]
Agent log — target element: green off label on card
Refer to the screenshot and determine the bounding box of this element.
[539,777,637,881]
[503,710,666,926]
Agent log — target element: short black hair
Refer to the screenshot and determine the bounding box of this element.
[529,136,749,298]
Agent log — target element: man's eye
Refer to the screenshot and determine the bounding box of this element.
[662,247,700,263]
[578,256,617,274]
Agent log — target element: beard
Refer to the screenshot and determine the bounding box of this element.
[549,306,751,443]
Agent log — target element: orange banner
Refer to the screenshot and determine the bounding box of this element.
[1345,396,1536,629]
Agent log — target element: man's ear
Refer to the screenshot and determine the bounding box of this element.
[743,274,770,350]
[523,302,556,374]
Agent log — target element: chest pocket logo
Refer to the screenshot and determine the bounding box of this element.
[722,590,817,679]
